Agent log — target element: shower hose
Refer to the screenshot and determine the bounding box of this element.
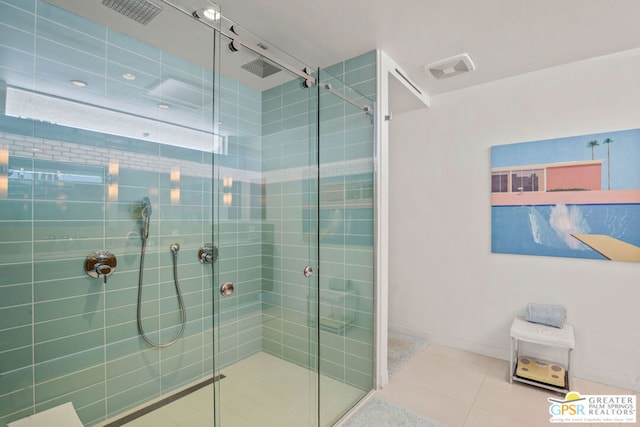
[137,227,186,348]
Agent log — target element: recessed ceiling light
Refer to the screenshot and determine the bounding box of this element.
[202,8,219,20]
[70,80,87,88]
[158,103,170,109]
[122,73,136,80]
[193,7,220,21]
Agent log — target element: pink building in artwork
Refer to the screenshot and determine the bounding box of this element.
[491,160,640,205]
[546,161,601,191]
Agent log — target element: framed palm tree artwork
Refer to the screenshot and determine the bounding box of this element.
[491,128,640,262]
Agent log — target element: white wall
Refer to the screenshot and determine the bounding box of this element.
[388,48,640,392]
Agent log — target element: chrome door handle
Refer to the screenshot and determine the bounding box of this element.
[303,266,313,278]
[220,281,234,297]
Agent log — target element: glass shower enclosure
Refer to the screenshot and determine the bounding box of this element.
[0,0,376,425]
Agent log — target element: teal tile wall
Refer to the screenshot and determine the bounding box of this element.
[0,137,226,426]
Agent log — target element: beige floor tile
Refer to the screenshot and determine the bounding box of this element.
[220,354,319,425]
[164,405,213,426]
[474,362,560,426]
[377,381,471,427]
[485,357,512,382]
[389,345,493,404]
[579,378,636,396]
[184,390,215,420]
[225,401,302,427]
[218,405,265,427]
[463,406,536,427]
[569,376,593,394]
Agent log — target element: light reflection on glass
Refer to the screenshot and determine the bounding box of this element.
[108,160,119,201]
[223,176,233,206]
[0,146,8,199]
[171,167,180,204]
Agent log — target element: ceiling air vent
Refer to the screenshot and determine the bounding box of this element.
[425,53,475,80]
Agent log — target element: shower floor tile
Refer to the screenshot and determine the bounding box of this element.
[122,351,364,427]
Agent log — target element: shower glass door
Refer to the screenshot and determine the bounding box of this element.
[0,0,220,425]
[212,30,377,425]
[317,67,376,425]
[213,28,320,426]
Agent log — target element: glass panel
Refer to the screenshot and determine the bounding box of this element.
[318,66,376,426]
[214,28,320,426]
[0,0,218,425]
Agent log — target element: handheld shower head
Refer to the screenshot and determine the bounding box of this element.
[140,197,152,240]
[141,197,152,217]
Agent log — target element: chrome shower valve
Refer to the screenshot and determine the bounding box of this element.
[198,244,218,264]
[85,250,117,284]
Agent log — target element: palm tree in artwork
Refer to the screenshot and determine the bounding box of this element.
[602,137,613,190]
[587,140,599,160]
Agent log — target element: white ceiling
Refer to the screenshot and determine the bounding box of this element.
[217,0,640,96]
[39,0,640,97]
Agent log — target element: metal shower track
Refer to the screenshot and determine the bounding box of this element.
[322,84,373,115]
[160,0,373,114]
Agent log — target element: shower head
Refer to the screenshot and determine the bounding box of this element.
[101,0,162,25]
[140,197,152,240]
[141,197,152,217]
[241,58,281,79]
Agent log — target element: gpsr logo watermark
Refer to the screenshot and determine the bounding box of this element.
[549,391,636,423]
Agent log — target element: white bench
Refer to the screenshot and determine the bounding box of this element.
[510,316,575,393]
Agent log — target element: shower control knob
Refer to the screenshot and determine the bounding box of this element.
[85,250,117,284]
[95,264,112,275]
[198,244,218,264]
